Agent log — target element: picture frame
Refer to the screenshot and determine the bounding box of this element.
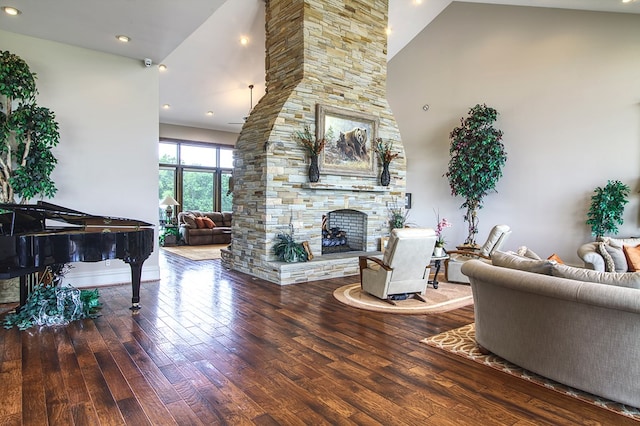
[316,104,379,177]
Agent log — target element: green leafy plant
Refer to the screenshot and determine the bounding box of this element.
[273,232,308,263]
[159,226,180,245]
[387,198,410,230]
[586,180,630,240]
[4,264,101,330]
[446,104,506,246]
[0,50,60,203]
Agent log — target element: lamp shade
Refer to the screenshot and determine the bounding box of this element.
[160,195,179,206]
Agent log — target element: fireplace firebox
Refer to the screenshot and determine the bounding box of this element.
[322,209,367,254]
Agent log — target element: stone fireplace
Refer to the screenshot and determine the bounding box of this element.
[224,0,406,285]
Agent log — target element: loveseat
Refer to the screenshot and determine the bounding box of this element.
[462,252,640,408]
[177,211,232,245]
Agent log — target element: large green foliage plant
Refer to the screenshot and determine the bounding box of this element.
[0,50,60,203]
[446,104,507,246]
[586,180,630,240]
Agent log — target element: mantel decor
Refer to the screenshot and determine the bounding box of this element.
[316,104,378,178]
[294,124,327,183]
[374,138,399,186]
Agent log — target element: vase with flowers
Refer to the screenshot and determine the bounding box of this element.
[294,124,330,183]
[375,138,399,187]
[434,211,452,257]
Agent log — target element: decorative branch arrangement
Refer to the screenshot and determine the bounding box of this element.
[294,124,326,156]
[374,138,399,164]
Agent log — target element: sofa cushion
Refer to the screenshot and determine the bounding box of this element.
[491,251,555,275]
[202,217,216,229]
[623,244,640,272]
[516,246,541,260]
[195,217,206,228]
[604,244,628,272]
[551,263,640,289]
[596,242,616,272]
[182,213,197,228]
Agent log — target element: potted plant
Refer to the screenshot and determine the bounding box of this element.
[434,212,452,256]
[374,138,399,186]
[272,232,308,262]
[387,198,409,230]
[445,104,506,247]
[586,180,630,240]
[0,50,60,203]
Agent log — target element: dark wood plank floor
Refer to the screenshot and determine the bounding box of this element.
[0,250,636,425]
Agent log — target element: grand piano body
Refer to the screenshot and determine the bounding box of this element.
[0,202,154,310]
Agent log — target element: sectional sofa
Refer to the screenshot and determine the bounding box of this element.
[462,252,640,408]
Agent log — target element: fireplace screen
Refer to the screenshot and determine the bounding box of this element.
[322,209,367,254]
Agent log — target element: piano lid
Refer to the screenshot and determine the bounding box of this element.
[0,201,153,236]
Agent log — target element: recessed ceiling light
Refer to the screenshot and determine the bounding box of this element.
[162,104,170,109]
[206,111,214,116]
[240,36,249,46]
[413,0,423,4]
[158,64,167,71]
[385,27,392,36]
[2,6,21,15]
[116,35,131,43]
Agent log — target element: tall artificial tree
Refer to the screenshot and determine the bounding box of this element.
[0,50,60,204]
[446,104,507,246]
[586,180,630,240]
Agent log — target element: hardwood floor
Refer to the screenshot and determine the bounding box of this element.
[0,251,635,425]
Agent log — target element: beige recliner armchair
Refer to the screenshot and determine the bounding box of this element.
[359,228,437,304]
[445,224,511,284]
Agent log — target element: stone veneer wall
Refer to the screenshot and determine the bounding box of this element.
[227,0,405,284]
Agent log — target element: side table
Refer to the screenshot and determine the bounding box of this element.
[429,254,449,289]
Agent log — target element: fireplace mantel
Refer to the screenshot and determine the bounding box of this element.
[302,183,391,193]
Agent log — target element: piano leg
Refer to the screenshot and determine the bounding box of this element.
[127,260,144,310]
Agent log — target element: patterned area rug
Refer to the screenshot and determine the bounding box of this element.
[422,323,640,420]
[161,244,228,261]
[333,281,473,314]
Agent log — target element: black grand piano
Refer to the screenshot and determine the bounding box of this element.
[0,202,154,310]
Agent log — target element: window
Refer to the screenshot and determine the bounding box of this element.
[158,139,233,223]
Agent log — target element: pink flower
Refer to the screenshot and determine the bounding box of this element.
[434,212,452,247]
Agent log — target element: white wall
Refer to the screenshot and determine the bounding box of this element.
[160,123,238,145]
[2,30,161,287]
[388,4,640,265]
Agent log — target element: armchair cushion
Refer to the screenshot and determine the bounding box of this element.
[491,251,555,275]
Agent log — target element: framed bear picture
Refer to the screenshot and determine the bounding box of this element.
[316,104,378,177]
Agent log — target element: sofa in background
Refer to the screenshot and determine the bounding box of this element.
[462,252,640,408]
[177,211,232,245]
[578,237,640,272]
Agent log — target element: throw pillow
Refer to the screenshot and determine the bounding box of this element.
[182,213,197,228]
[491,251,555,275]
[547,253,564,264]
[194,216,206,229]
[202,217,216,229]
[623,244,640,272]
[551,264,640,289]
[603,244,628,272]
[516,246,542,260]
[595,242,615,272]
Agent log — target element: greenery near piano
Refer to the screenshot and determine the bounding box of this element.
[0,50,61,203]
[3,264,101,331]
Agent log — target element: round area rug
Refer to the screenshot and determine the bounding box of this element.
[333,282,473,314]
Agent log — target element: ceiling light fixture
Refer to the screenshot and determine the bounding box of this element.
[385,27,392,36]
[116,35,130,43]
[2,6,20,15]
[162,104,170,109]
[240,36,249,46]
[206,111,214,116]
[158,64,167,71]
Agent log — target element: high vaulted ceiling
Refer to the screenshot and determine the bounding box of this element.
[1,0,638,133]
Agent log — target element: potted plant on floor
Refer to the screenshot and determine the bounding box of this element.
[586,180,630,240]
[446,104,506,247]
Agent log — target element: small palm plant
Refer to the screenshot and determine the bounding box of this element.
[586,180,630,240]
